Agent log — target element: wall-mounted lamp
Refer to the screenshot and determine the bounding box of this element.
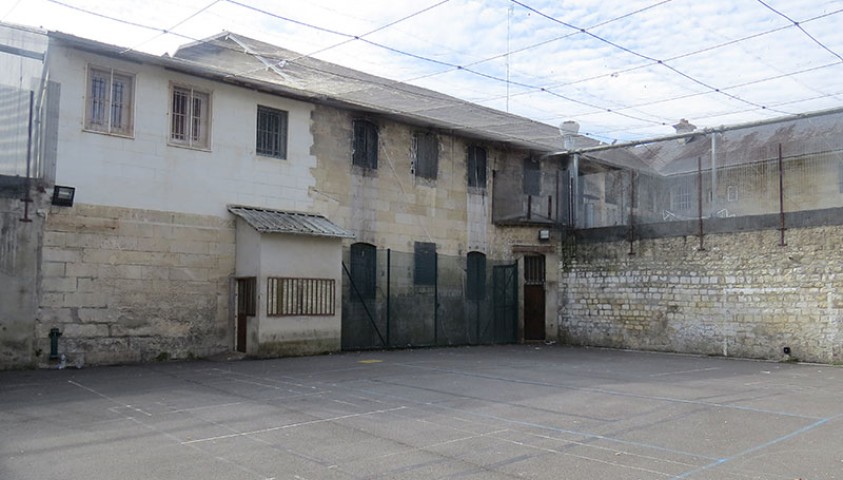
[52,185,75,207]
[538,229,550,241]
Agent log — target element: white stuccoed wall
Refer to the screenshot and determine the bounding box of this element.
[48,43,318,217]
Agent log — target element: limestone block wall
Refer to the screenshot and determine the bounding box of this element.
[37,204,235,365]
[559,226,843,363]
[309,105,509,258]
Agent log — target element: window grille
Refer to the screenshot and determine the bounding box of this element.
[86,67,133,136]
[353,120,378,169]
[413,132,438,179]
[171,86,210,148]
[267,277,335,316]
[524,255,545,285]
[256,106,288,158]
[236,277,257,316]
[467,146,487,188]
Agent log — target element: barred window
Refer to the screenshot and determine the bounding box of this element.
[467,146,487,189]
[170,85,210,149]
[256,106,288,158]
[267,277,336,316]
[353,119,378,169]
[85,67,134,136]
[413,132,438,180]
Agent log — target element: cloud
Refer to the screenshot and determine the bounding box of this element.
[4,0,843,141]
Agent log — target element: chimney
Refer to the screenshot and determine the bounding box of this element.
[559,120,580,150]
[672,119,697,144]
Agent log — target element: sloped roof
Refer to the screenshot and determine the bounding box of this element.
[228,206,354,238]
[172,33,602,155]
[45,29,648,170]
[633,109,843,176]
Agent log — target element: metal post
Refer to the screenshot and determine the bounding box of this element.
[433,251,439,345]
[571,154,580,227]
[711,133,718,217]
[628,170,636,256]
[20,91,34,223]
[386,248,391,347]
[778,143,787,247]
[697,156,706,251]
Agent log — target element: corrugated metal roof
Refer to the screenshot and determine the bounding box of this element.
[228,206,354,238]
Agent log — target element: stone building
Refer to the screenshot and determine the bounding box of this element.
[0,24,585,368]
[5,22,841,368]
[556,110,843,363]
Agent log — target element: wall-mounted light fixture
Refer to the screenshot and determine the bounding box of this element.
[538,229,550,241]
[52,185,75,207]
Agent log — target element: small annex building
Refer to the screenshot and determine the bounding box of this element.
[228,206,353,357]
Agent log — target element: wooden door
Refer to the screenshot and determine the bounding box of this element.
[523,256,546,341]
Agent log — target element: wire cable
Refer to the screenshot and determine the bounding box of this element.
[121,0,222,53]
[755,0,843,64]
[509,0,792,115]
[287,0,452,63]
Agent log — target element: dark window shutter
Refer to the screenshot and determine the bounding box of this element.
[414,242,436,285]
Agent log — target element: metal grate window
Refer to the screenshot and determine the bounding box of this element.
[256,105,288,158]
[413,132,439,180]
[467,146,487,188]
[353,119,378,169]
[236,277,257,316]
[86,67,133,136]
[267,277,336,316]
[171,86,210,148]
[524,255,545,285]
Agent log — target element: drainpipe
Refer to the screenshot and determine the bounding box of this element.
[711,132,718,217]
[571,153,580,228]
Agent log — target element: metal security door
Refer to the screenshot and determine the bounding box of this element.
[492,264,518,343]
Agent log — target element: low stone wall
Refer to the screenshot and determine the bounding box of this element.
[559,226,843,363]
[37,204,235,365]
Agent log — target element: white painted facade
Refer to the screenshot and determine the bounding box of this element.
[47,43,318,218]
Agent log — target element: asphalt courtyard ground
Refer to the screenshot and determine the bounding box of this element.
[2,345,842,480]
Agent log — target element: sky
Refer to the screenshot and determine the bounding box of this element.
[2,0,843,142]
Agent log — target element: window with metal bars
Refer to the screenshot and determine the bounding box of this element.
[524,255,545,285]
[170,85,210,149]
[413,132,438,180]
[267,277,336,316]
[256,105,288,158]
[85,66,134,136]
[352,119,378,169]
[467,146,487,189]
[236,277,257,316]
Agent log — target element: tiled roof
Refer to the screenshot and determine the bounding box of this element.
[228,206,354,239]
